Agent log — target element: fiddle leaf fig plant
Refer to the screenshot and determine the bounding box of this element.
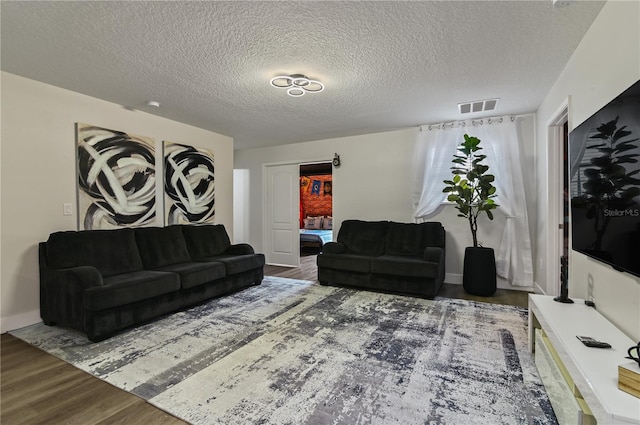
[443,134,499,247]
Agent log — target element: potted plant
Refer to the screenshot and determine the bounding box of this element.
[443,134,499,296]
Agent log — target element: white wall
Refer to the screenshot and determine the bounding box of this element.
[536,1,640,340]
[0,72,234,332]
[234,128,418,252]
[235,116,537,291]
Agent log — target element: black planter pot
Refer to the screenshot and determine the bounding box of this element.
[463,247,497,296]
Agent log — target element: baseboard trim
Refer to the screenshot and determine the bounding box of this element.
[445,273,534,292]
[534,282,547,295]
[498,282,534,292]
[1,309,41,333]
[444,273,462,285]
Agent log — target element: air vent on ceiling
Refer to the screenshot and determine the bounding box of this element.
[553,0,574,8]
[458,98,499,115]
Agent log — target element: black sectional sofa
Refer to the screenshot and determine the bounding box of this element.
[317,220,445,299]
[39,224,264,342]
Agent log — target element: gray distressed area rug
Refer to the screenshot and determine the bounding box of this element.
[11,277,556,425]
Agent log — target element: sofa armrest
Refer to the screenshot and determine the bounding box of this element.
[224,243,255,255]
[40,265,104,326]
[322,242,346,254]
[49,266,104,290]
[423,247,443,263]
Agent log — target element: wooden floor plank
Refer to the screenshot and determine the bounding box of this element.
[2,253,528,424]
[0,334,186,425]
[94,402,184,425]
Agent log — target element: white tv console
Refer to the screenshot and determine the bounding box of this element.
[528,294,639,425]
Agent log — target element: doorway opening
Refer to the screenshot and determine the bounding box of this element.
[299,162,333,255]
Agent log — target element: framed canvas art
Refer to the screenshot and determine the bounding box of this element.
[163,141,215,225]
[76,123,156,230]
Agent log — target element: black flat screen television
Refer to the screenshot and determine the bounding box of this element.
[569,79,640,278]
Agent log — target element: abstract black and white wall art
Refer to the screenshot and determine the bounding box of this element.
[163,142,215,225]
[76,123,156,230]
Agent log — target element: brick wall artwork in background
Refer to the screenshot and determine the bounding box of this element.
[164,141,215,225]
[76,123,156,230]
[300,174,332,220]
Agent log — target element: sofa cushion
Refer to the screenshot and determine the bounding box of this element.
[135,226,192,268]
[384,222,426,257]
[421,222,446,248]
[384,222,445,257]
[316,253,372,273]
[337,220,388,256]
[46,229,143,277]
[199,254,265,275]
[371,256,439,278]
[84,270,180,310]
[153,261,226,289]
[182,224,231,260]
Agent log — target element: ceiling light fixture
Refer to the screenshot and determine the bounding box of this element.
[270,74,324,97]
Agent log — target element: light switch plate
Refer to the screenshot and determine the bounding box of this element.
[63,203,73,216]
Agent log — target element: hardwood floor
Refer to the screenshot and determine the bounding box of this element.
[263,252,321,281]
[1,333,187,425]
[2,253,529,424]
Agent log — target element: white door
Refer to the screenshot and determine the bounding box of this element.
[264,163,299,267]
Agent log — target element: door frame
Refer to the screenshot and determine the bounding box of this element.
[261,158,332,267]
[545,99,570,296]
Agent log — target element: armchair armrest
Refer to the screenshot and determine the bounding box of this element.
[423,247,443,263]
[224,243,255,255]
[322,242,346,254]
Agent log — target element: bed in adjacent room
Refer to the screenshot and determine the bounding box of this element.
[300,216,333,251]
[300,229,333,249]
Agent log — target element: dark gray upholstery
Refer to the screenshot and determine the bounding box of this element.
[384,221,444,257]
[337,220,388,256]
[371,256,439,278]
[46,228,143,277]
[153,262,226,289]
[86,271,181,310]
[317,220,445,299]
[40,224,265,342]
[316,253,371,273]
[199,254,266,276]
[182,224,232,259]
[134,226,192,268]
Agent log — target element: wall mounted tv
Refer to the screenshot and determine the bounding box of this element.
[569,79,640,278]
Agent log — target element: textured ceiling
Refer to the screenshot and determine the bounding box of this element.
[1,1,605,150]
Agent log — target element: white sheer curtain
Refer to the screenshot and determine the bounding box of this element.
[413,117,534,287]
[412,126,459,217]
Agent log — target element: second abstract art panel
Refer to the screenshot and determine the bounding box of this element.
[164,142,215,225]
